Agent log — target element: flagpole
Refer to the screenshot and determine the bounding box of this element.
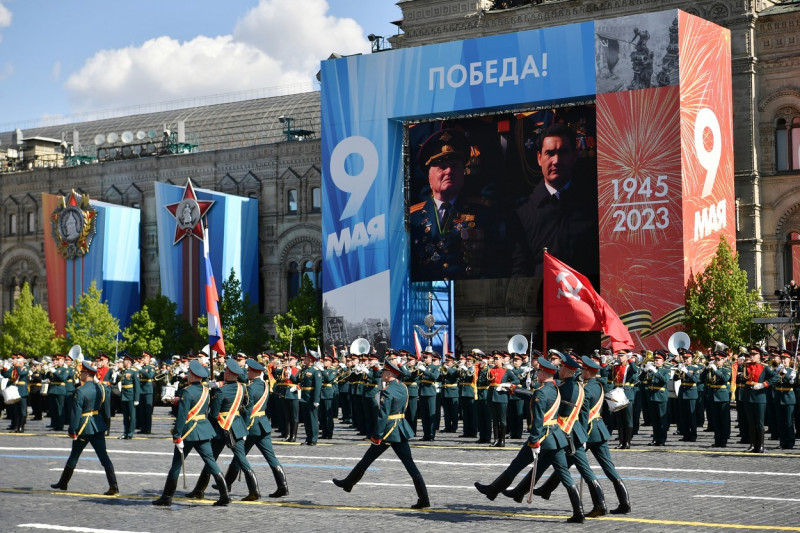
[542,248,548,354]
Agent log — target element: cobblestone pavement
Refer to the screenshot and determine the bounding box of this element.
[1,407,798,533]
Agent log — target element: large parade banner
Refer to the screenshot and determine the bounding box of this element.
[43,192,140,334]
[320,9,733,351]
[154,181,258,326]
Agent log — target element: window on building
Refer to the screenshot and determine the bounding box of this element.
[9,214,17,235]
[311,187,321,213]
[287,261,300,300]
[776,117,800,171]
[288,189,298,214]
[785,232,800,285]
[27,212,35,233]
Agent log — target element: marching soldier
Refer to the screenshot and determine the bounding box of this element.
[402,352,420,435]
[94,352,113,435]
[705,351,732,448]
[137,351,156,434]
[474,357,585,523]
[153,360,229,506]
[222,359,289,498]
[487,352,519,447]
[507,352,607,517]
[643,350,670,446]
[63,352,77,428]
[475,352,492,443]
[300,351,323,446]
[333,359,430,509]
[2,353,29,432]
[458,352,478,438]
[51,360,118,496]
[362,353,382,439]
[775,350,796,449]
[118,352,140,439]
[185,358,260,502]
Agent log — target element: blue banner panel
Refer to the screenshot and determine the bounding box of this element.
[154,182,259,317]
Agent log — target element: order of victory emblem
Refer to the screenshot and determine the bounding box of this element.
[50,190,98,260]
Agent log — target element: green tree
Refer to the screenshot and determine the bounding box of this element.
[121,305,164,357]
[685,236,768,349]
[273,276,321,352]
[64,281,120,357]
[143,294,200,356]
[0,282,59,358]
[196,269,267,356]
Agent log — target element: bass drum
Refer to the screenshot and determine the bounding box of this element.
[2,385,21,405]
[604,387,630,412]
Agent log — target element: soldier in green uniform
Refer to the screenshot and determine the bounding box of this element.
[507,353,526,439]
[29,359,44,421]
[51,360,119,496]
[280,353,301,442]
[300,351,323,445]
[118,352,140,439]
[675,349,700,442]
[402,353,420,435]
[441,353,460,433]
[487,352,519,447]
[222,359,289,498]
[475,352,492,443]
[153,360,229,506]
[2,354,29,432]
[506,352,607,517]
[458,352,478,438]
[705,351,732,447]
[137,351,156,434]
[642,350,670,446]
[63,353,78,428]
[185,358,260,502]
[46,354,68,430]
[333,359,430,509]
[417,349,441,441]
[775,350,796,449]
[474,357,585,523]
[320,353,338,439]
[742,346,779,453]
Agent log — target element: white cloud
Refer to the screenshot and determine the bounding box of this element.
[0,2,12,44]
[63,0,369,113]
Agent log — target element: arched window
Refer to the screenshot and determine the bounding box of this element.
[784,232,800,285]
[27,212,36,233]
[8,213,17,235]
[776,117,800,171]
[287,261,300,299]
[287,189,298,214]
[311,187,321,213]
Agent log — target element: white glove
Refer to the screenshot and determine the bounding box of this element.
[134,401,139,406]
[313,402,319,408]
[417,364,426,372]
[495,383,508,392]
[530,445,540,458]
[644,362,655,373]
[525,375,532,388]
[289,386,298,393]
[339,362,347,369]
[708,363,717,372]
[679,365,688,373]
[208,380,218,389]
[175,440,184,451]
[789,370,797,383]
[777,364,785,374]
[753,382,765,390]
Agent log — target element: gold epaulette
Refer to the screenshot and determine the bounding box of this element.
[409,201,426,214]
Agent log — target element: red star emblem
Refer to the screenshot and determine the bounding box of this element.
[164,178,215,245]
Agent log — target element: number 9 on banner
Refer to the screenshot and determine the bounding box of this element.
[330,136,379,221]
[694,108,721,199]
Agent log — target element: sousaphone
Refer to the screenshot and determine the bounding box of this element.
[507,334,528,355]
[350,338,371,356]
[667,332,690,356]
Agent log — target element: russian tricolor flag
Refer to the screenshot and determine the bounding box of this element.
[203,221,226,356]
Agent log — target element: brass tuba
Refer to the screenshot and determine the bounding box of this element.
[507,334,528,355]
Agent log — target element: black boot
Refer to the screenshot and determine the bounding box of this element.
[474,468,516,501]
[268,466,289,498]
[212,464,240,491]
[410,475,430,509]
[565,484,586,523]
[490,421,499,446]
[152,476,178,506]
[493,424,506,448]
[585,479,607,517]
[241,469,261,501]
[333,464,366,493]
[104,466,119,496]
[531,471,559,500]
[212,473,231,506]
[609,478,631,514]
[753,428,765,453]
[186,471,210,499]
[745,425,756,452]
[105,418,111,437]
[502,470,536,503]
[288,421,299,443]
[51,466,74,490]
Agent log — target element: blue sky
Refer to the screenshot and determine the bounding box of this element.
[0,0,402,129]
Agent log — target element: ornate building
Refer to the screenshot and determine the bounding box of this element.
[1,0,798,349]
[0,92,321,333]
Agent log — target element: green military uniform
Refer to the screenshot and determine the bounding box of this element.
[675,354,700,442]
[441,357,460,433]
[475,357,584,523]
[458,357,478,438]
[508,360,526,439]
[2,356,29,432]
[320,359,338,439]
[333,360,430,509]
[742,349,778,453]
[51,361,118,495]
[401,357,420,435]
[47,362,69,430]
[137,359,156,434]
[299,357,322,445]
[487,359,519,447]
[153,360,228,506]
[475,363,492,443]
[643,352,670,446]
[705,353,732,447]
[774,353,796,449]
[118,355,140,439]
[418,357,440,441]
